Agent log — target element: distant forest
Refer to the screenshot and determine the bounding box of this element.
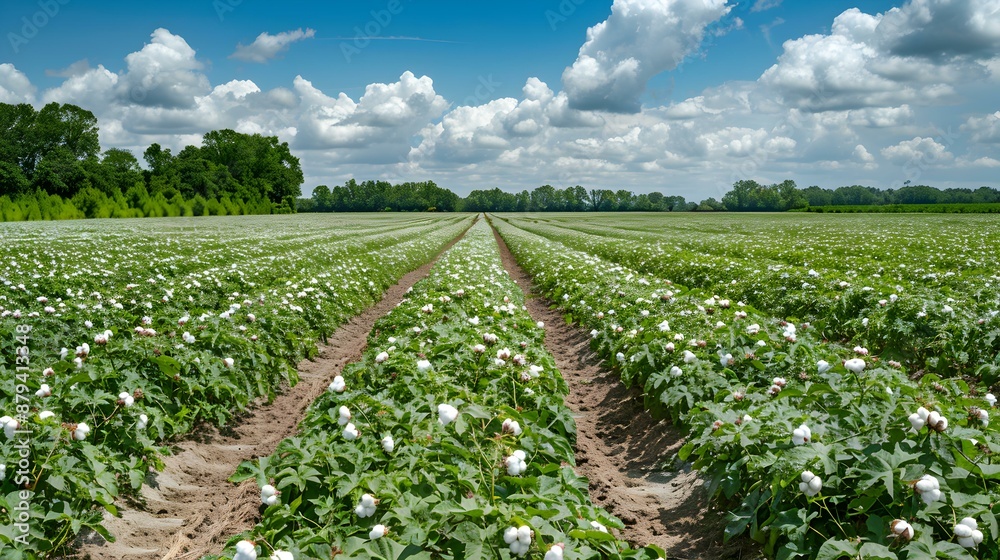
[0,102,302,220]
[300,179,1000,213]
[3,102,999,221]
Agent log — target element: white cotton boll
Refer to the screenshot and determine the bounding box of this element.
[119,391,135,407]
[978,409,989,426]
[756,340,766,347]
[544,543,565,560]
[590,520,608,532]
[223,357,234,368]
[261,484,279,506]
[503,527,518,545]
[908,412,925,432]
[375,351,389,364]
[615,352,625,362]
[669,366,682,376]
[369,524,386,539]
[817,360,831,374]
[537,321,544,328]
[517,525,532,545]
[799,471,822,496]
[720,353,733,368]
[438,404,459,426]
[844,359,865,373]
[683,350,697,364]
[987,393,997,407]
[665,342,675,352]
[234,540,258,560]
[137,414,148,430]
[746,324,760,335]
[381,435,394,453]
[792,424,811,445]
[659,320,670,332]
[338,406,351,426]
[269,550,293,560]
[890,519,914,540]
[502,418,522,436]
[328,376,346,393]
[35,384,51,398]
[417,359,432,373]
[73,422,90,441]
[955,518,984,548]
[343,423,359,440]
[39,410,55,420]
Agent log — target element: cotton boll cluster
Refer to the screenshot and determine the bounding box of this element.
[502,418,522,436]
[954,517,984,548]
[1,416,20,439]
[844,358,865,373]
[94,330,113,345]
[544,543,565,560]
[355,493,378,517]
[328,375,346,393]
[338,406,352,426]
[503,525,532,556]
[791,423,811,445]
[438,403,459,426]
[118,391,135,407]
[369,524,387,539]
[35,384,51,398]
[182,332,196,344]
[913,474,942,504]
[890,519,914,540]
[343,423,359,440]
[234,540,257,560]
[505,450,527,475]
[261,484,279,506]
[72,422,90,441]
[799,471,822,496]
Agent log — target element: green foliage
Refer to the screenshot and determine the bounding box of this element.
[493,212,1000,560]
[0,214,473,557]
[214,220,659,560]
[0,103,304,222]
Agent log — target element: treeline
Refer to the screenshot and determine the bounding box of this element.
[720,180,1000,212]
[0,102,303,221]
[301,179,1000,214]
[300,183,695,213]
[298,179,460,212]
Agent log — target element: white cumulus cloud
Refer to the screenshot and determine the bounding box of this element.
[562,0,730,113]
[231,28,316,63]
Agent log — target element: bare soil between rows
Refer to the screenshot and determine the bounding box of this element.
[490,224,755,560]
[74,228,469,560]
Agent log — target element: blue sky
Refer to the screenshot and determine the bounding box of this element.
[2,0,998,199]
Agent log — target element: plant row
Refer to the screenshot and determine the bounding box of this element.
[491,215,1000,560]
[0,214,472,557]
[214,219,662,560]
[497,213,1000,383]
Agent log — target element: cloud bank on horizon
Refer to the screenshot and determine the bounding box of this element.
[1,0,999,200]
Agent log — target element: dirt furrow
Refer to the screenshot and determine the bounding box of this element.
[77,227,469,560]
[490,224,749,560]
